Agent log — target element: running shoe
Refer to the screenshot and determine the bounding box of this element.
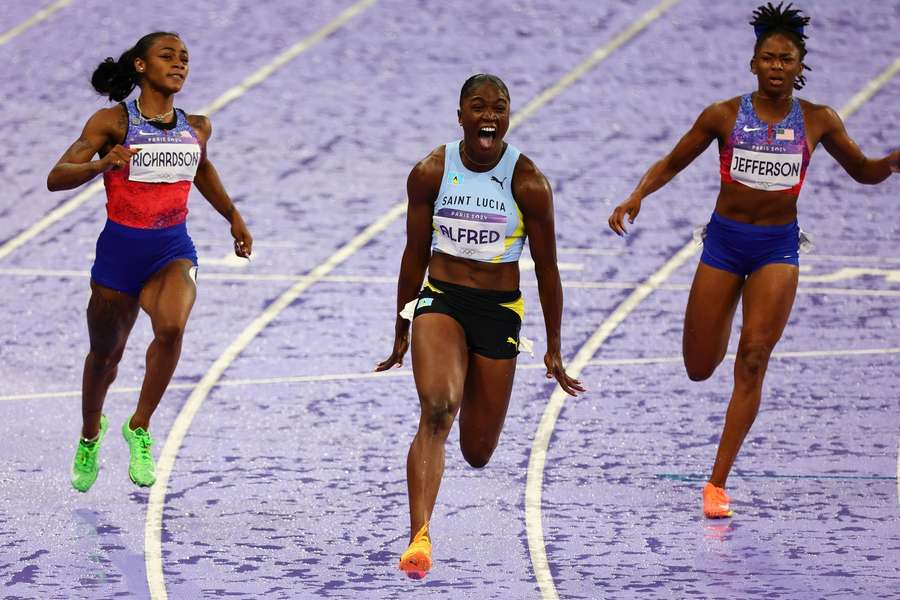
[122,418,156,487]
[71,414,109,492]
[703,482,733,518]
[399,523,432,579]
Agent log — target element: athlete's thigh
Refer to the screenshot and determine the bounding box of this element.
[139,259,197,328]
[683,261,745,374]
[411,313,468,408]
[86,281,140,355]
[739,263,799,347]
[458,353,517,445]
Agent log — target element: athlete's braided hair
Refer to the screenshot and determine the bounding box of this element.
[91,32,180,101]
[750,2,811,89]
[459,74,510,107]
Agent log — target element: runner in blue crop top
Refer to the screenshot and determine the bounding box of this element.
[375,74,584,579]
[607,4,898,520]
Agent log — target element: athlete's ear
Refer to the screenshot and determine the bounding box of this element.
[134,57,146,74]
[457,108,462,126]
[749,57,757,75]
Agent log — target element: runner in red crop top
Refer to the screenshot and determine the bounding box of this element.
[47,32,253,492]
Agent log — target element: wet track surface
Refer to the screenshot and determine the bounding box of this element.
[1,1,898,598]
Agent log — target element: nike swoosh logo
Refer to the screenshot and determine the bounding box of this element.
[742,126,764,132]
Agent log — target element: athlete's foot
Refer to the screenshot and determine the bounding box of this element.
[399,523,432,579]
[122,418,156,487]
[71,415,109,492]
[703,482,734,518]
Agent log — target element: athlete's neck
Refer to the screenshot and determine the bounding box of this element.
[136,90,175,122]
[459,141,503,172]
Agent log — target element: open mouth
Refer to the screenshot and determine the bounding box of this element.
[478,126,497,150]
[768,76,784,86]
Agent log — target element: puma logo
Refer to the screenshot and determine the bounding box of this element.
[491,175,507,189]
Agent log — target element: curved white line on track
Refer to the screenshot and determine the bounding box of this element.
[526,241,699,600]
[0,0,378,263]
[141,4,381,597]
[525,54,900,600]
[7,345,900,403]
[0,0,71,46]
[145,201,405,599]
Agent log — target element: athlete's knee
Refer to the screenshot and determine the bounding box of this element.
[421,394,459,435]
[735,341,774,380]
[153,321,187,347]
[87,346,125,376]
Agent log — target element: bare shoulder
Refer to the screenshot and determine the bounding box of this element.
[698,96,740,127]
[186,113,212,142]
[87,104,128,140]
[798,98,843,142]
[798,98,840,124]
[512,152,552,208]
[408,145,445,192]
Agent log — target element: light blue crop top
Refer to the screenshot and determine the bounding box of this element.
[431,141,524,263]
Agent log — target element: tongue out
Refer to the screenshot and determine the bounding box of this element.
[478,127,496,150]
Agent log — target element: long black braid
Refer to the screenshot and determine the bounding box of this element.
[750,2,811,89]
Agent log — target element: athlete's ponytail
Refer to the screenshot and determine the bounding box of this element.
[90,31,180,102]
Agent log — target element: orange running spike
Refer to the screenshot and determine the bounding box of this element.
[399,523,432,579]
[703,482,734,518]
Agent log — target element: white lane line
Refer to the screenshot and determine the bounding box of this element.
[142,5,382,597]
[0,0,71,46]
[509,0,681,129]
[526,240,697,600]
[525,50,900,600]
[0,0,378,263]
[840,57,900,117]
[144,207,404,599]
[6,346,900,403]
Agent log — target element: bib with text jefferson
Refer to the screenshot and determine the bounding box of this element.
[720,94,810,194]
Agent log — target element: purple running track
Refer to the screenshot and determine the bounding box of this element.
[0,1,898,598]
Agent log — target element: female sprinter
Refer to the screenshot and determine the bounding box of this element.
[47,32,253,492]
[376,74,584,578]
[608,3,898,518]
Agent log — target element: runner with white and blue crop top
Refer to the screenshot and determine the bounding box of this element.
[608,3,899,519]
[47,32,253,493]
[376,74,584,579]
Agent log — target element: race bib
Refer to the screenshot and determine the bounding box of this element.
[730,147,802,192]
[433,208,507,261]
[129,143,201,183]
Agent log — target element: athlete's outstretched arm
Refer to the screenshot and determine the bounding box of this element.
[515,156,584,396]
[47,107,135,191]
[375,148,443,372]
[816,106,900,184]
[608,102,726,235]
[188,115,252,258]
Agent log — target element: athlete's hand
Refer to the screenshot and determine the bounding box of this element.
[101,145,140,171]
[230,211,253,258]
[375,332,410,372]
[544,351,585,396]
[608,196,642,236]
